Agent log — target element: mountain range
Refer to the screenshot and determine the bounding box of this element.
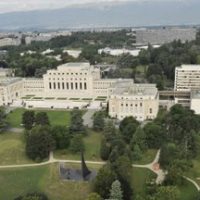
[0,0,200,31]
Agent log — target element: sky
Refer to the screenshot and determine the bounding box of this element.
[0,0,187,14]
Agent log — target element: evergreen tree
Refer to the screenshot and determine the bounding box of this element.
[35,112,50,126]
[22,111,35,130]
[93,111,105,131]
[69,109,85,134]
[93,164,116,199]
[109,180,123,200]
[100,137,111,160]
[70,134,85,153]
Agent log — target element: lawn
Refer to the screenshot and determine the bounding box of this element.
[132,168,156,196]
[178,180,199,200]
[6,108,71,128]
[0,132,33,165]
[54,130,102,161]
[0,163,92,200]
[133,149,157,165]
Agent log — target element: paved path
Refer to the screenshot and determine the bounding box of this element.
[183,176,200,191]
[3,150,199,190]
[133,150,166,184]
[0,152,106,169]
[0,150,165,184]
[6,127,24,133]
[82,109,97,128]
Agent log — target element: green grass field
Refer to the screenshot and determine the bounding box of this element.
[0,163,91,200]
[54,131,102,161]
[6,108,71,128]
[133,149,157,165]
[132,168,156,196]
[0,132,33,165]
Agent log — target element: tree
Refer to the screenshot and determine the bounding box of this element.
[69,109,85,134]
[70,134,85,153]
[51,126,70,149]
[86,193,102,200]
[0,107,6,130]
[35,112,50,126]
[22,111,35,130]
[132,144,142,161]
[93,111,105,131]
[111,155,133,200]
[100,137,111,160]
[109,180,123,200]
[26,126,55,161]
[103,121,116,142]
[155,186,180,200]
[144,122,164,148]
[93,164,116,199]
[119,117,139,143]
[131,127,147,152]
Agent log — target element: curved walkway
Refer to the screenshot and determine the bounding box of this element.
[1,150,198,190]
[133,150,166,184]
[183,176,200,191]
[0,150,166,184]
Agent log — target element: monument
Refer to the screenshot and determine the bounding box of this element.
[59,152,97,181]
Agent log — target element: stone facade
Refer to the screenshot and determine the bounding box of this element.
[0,63,159,121]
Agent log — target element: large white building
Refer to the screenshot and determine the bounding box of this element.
[0,63,159,121]
[109,83,159,121]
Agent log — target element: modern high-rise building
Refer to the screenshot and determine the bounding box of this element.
[174,64,200,91]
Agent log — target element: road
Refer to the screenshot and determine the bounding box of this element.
[82,109,97,128]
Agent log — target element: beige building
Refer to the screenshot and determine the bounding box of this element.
[109,83,159,121]
[0,63,159,121]
[0,78,23,106]
[0,68,13,77]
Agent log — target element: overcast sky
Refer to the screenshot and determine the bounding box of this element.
[0,0,187,14]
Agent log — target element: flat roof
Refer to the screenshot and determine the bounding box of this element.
[0,77,22,86]
[177,64,200,70]
[112,83,158,96]
[59,62,90,67]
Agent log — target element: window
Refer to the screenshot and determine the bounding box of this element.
[80,82,82,90]
[62,82,65,90]
[49,82,52,89]
[75,82,78,90]
[58,82,60,89]
[71,83,73,90]
[66,82,69,89]
[84,82,87,90]
[53,82,56,89]
[140,103,142,107]
[150,108,152,114]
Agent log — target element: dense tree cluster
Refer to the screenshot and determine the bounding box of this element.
[23,109,85,161]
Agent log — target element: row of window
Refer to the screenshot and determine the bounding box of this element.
[48,72,88,76]
[48,78,87,81]
[49,82,87,90]
[121,103,143,107]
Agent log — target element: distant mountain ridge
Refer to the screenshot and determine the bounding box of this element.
[0,0,200,31]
